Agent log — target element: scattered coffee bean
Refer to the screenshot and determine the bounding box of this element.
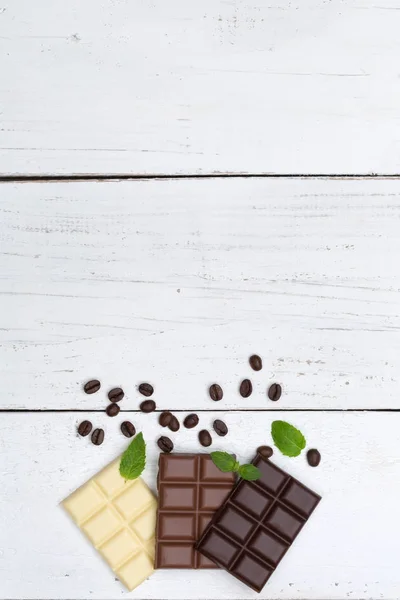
[108,387,124,402]
[159,411,172,427]
[249,355,262,371]
[307,448,321,467]
[257,445,273,459]
[268,383,282,401]
[209,383,223,401]
[239,379,253,398]
[121,421,136,438]
[139,383,154,397]
[91,428,104,446]
[140,399,156,413]
[84,379,101,394]
[184,413,199,429]
[199,430,212,447]
[168,415,180,432]
[213,419,228,437]
[158,436,174,453]
[77,420,92,437]
[106,403,120,417]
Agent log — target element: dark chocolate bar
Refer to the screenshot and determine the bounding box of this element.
[196,453,321,592]
[155,453,235,569]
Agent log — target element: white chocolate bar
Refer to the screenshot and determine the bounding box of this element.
[63,458,157,591]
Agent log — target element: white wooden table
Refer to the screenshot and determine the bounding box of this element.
[1,3,400,600]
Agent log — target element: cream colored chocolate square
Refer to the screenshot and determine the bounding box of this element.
[81,505,123,546]
[113,478,154,521]
[99,529,141,569]
[63,481,106,524]
[132,505,157,542]
[63,458,157,592]
[117,551,154,591]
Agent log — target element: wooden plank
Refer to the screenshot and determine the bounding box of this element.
[1,178,400,410]
[1,0,400,175]
[1,411,399,599]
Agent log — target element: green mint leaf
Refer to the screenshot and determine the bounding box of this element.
[211,452,260,480]
[271,420,306,457]
[237,464,261,481]
[120,432,146,480]
[210,451,237,473]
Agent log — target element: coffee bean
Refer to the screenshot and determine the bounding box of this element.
[199,430,212,447]
[157,436,174,453]
[159,411,172,427]
[168,415,180,432]
[106,403,120,417]
[184,413,199,429]
[77,420,92,437]
[121,421,136,438]
[209,384,223,401]
[257,445,273,459]
[239,379,252,398]
[84,379,101,394]
[268,383,282,401]
[213,419,228,437]
[91,428,104,446]
[108,387,124,402]
[140,399,156,413]
[249,355,262,371]
[138,383,154,397]
[307,449,321,467]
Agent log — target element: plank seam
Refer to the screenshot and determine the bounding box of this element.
[2,173,400,183]
[1,408,399,413]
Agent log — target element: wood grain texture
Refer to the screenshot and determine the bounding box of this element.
[2,178,400,410]
[1,411,399,600]
[2,0,400,175]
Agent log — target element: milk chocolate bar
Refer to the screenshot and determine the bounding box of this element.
[155,453,235,568]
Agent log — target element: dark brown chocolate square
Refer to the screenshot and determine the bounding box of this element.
[218,505,254,542]
[264,505,304,541]
[232,553,273,590]
[248,528,288,566]
[199,529,240,567]
[231,482,273,519]
[280,479,320,517]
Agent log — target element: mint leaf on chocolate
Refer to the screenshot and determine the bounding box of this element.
[210,451,236,472]
[238,464,261,481]
[271,420,306,457]
[120,432,146,480]
[210,452,261,481]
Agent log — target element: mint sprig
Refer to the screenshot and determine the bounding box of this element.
[237,464,260,481]
[120,432,146,480]
[271,420,306,457]
[210,451,261,481]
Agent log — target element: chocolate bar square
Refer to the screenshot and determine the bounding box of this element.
[196,453,321,592]
[155,453,235,569]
